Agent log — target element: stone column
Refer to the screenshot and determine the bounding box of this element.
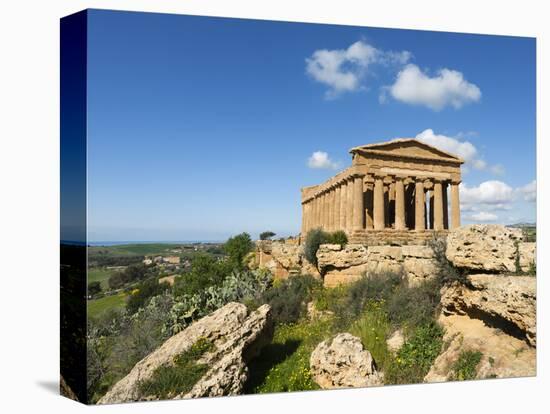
[321,190,328,230]
[339,182,346,230]
[373,175,385,230]
[415,179,425,231]
[327,189,333,231]
[394,177,406,230]
[451,181,461,229]
[428,190,434,229]
[300,202,307,238]
[352,174,364,231]
[334,186,341,232]
[345,178,353,233]
[442,182,449,229]
[434,180,444,231]
[365,180,374,230]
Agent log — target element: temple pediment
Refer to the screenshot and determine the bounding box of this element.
[350,138,464,164]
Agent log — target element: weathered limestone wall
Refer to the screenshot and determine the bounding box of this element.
[317,244,437,287]
[254,225,536,288]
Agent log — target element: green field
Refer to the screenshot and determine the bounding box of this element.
[89,243,183,257]
[88,292,127,319]
[88,268,115,289]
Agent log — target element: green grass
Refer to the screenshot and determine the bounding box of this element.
[88,268,114,290]
[350,300,392,371]
[451,350,482,381]
[137,338,214,399]
[245,319,332,393]
[87,292,127,319]
[89,243,183,257]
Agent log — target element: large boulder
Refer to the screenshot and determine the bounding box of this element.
[98,303,272,404]
[310,333,383,389]
[440,274,536,346]
[446,225,523,272]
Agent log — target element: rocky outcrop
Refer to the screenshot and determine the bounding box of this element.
[318,244,437,287]
[98,303,272,404]
[425,314,536,382]
[519,242,536,273]
[310,333,383,389]
[446,225,524,272]
[440,274,536,346]
[255,240,321,280]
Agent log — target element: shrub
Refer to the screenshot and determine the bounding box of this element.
[261,275,321,325]
[224,232,254,268]
[107,264,149,290]
[451,350,482,381]
[325,230,348,247]
[126,278,171,315]
[386,278,441,332]
[350,300,392,370]
[88,281,102,296]
[428,236,467,285]
[385,322,444,384]
[304,229,348,268]
[304,228,326,268]
[327,272,403,325]
[137,338,214,399]
[173,254,232,297]
[260,231,276,240]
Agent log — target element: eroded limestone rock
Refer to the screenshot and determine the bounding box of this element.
[98,303,272,404]
[440,274,536,346]
[386,329,405,353]
[310,333,383,389]
[424,314,536,383]
[446,225,523,272]
[519,242,536,273]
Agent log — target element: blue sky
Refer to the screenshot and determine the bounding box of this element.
[86,9,536,242]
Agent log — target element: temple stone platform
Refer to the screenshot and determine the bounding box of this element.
[348,229,449,246]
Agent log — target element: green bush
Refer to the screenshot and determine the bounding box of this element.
[325,230,348,246]
[327,272,403,325]
[451,350,482,381]
[108,264,149,290]
[350,300,392,371]
[304,228,326,268]
[385,322,444,384]
[137,338,214,399]
[126,278,171,315]
[261,275,321,325]
[224,232,254,268]
[173,254,232,297]
[304,229,348,268]
[88,281,102,296]
[428,236,467,285]
[387,278,441,332]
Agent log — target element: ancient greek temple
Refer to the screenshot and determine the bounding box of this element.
[300,138,463,244]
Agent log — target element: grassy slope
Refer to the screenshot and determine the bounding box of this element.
[88,293,127,319]
[88,268,114,289]
[89,243,183,257]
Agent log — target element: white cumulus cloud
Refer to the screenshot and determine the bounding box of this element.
[387,64,481,110]
[460,181,515,205]
[469,211,498,222]
[306,40,411,98]
[517,180,536,202]
[415,129,502,174]
[307,151,339,170]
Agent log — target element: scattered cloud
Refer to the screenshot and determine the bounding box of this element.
[307,151,340,170]
[517,180,536,202]
[385,64,481,110]
[469,211,498,222]
[306,40,411,98]
[460,180,515,205]
[416,129,503,174]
